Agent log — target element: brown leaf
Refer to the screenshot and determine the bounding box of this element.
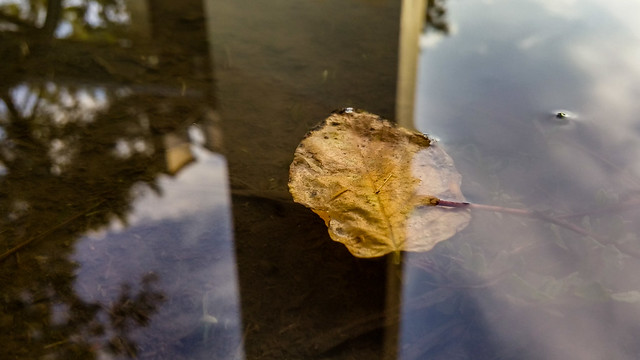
[288,110,470,258]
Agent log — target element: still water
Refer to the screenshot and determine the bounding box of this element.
[1,0,640,359]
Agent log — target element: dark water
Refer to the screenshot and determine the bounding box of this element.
[1,0,640,359]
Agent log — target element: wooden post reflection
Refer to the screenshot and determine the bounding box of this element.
[396,0,428,131]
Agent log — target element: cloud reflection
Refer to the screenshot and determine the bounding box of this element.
[73,144,244,359]
[410,0,640,358]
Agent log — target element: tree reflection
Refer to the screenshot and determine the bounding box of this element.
[3,272,165,359]
[425,0,450,35]
[0,0,128,39]
[0,83,196,358]
[106,273,166,357]
[0,0,216,358]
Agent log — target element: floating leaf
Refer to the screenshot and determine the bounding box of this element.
[288,110,470,258]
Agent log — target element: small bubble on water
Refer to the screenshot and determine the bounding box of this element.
[548,109,578,125]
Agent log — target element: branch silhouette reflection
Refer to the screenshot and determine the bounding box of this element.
[1,0,242,358]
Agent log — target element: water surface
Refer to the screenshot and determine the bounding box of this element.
[405,0,640,358]
[2,0,640,359]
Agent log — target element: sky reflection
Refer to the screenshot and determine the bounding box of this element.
[72,146,244,359]
[405,0,640,358]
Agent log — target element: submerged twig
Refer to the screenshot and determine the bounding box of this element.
[0,201,105,263]
[555,196,640,220]
[436,199,606,243]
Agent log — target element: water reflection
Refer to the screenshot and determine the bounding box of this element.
[12,0,640,357]
[206,0,402,358]
[1,0,243,358]
[406,0,640,358]
[0,0,128,39]
[73,149,243,359]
